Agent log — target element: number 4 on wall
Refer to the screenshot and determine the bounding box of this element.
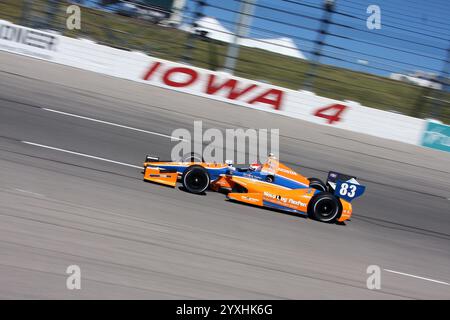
[313,104,348,124]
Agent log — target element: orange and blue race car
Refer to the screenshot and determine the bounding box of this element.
[142,153,365,223]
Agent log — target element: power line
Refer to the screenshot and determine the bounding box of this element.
[325,0,450,29]
[280,0,324,11]
[327,21,447,52]
[150,12,431,77]
[189,11,317,44]
[284,0,450,34]
[197,24,440,75]
[331,12,449,47]
[327,30,445,62]
[231,0,322,22]
[198,3,447,78]
[85,9,446,77]
[206,3,319,33]
[279,0,449,48]
[204,1,448,61]
[323,43,443,73]
[333,6,450,38]
[407,0,450,11]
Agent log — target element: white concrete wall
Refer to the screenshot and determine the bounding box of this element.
[0,21,425,146]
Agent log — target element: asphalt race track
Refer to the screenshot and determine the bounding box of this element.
[0,51,449,299]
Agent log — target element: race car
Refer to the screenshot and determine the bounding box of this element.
[142,153,365,223]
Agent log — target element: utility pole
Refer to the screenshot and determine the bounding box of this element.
[181,0,206,65]
[303,0,335,91]
[223,0,256,74]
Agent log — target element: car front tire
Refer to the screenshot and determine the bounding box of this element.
[181,165,210,194]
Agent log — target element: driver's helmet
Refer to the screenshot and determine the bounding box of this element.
[249,163,262,171]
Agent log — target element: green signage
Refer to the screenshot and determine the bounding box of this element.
[421,121,450,153]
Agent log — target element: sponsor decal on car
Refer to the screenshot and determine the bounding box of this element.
[242,196,260,203]
[263,191,306,208]
[277,167,298,176]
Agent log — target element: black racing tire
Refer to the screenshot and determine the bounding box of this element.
[181,165,210,194]
[180,152,204,163]
[308,177,327,192]
[308,192,341,223]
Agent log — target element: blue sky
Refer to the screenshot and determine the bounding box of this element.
[184,0,450,77]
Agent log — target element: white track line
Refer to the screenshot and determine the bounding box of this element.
[14,188,45,197]
[42,108,184,141]
[384,269,450,286]
[22,141,142,169]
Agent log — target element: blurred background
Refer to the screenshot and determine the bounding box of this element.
[1,0,449,123]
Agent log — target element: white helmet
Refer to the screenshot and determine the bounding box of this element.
[249,163,262,171]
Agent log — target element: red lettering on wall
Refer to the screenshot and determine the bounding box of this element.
[313,104,347,124]
[248,89,283,110]
[142,62,286,110]
[142,62,162,81]
[206,74,257,100]
[162,67,198,87]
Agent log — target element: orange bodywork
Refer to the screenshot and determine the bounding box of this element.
[143,161,229,170]
[142,157,354,222]
[143,161,229,187]
[260,157,311,187]
[225,175,352,222]
[339,201,353,222]
[210,174,234,191]
[143,166,178,187]
[227,175,315,214]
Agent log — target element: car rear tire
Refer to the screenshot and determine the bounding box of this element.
[308,193,341,223]
[308,177,327,192]
[181,165,210,194]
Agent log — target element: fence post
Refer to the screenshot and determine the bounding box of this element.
[303,0,335,91]
[222,0,256,74]
[429,44,450,120]
[181,0,206,64]
[20,0,33,26]
[44,0,61,30]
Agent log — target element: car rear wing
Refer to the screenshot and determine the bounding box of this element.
[326,171,356,189]
[145,155,160,162]
[327,171,366,202]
